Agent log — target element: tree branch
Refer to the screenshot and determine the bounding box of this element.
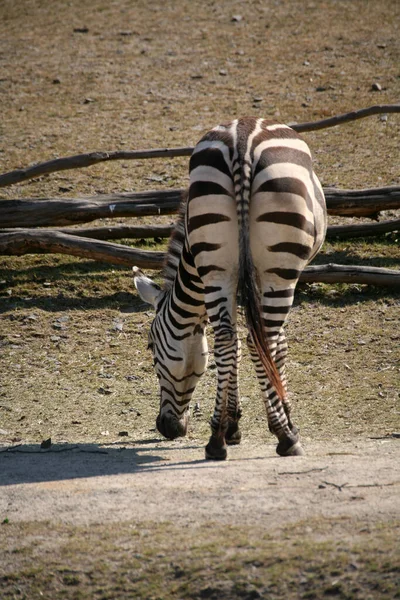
[0,104,398,188]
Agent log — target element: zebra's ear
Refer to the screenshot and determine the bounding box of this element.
[132,267,162,308]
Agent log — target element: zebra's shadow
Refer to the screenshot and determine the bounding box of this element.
[0,440,276,486]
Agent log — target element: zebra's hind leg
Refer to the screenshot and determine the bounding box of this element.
[246,332,302,456]
[205,320,240,460]
[275,328,299,438]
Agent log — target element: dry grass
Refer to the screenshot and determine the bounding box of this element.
[1,518,399,600]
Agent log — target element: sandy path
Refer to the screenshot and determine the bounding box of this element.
[1,438,399,530]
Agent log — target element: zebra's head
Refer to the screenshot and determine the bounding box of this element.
[133,267,208,440]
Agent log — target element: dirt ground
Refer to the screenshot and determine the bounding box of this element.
[0,0,400,598]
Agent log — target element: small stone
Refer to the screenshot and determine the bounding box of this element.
[231,14,243,22]
[371,82,382,91]
[41,438,52,449]
[118,431,129,437]
[219,69,228,76]
[26,314,38,321]
[98,387,112,395]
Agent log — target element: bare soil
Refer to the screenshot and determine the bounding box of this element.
[0,0,399,598]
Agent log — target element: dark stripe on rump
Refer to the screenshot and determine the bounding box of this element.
[254,146,312,178]
[262,304,291,315]
[189,180,229,201]
[197,264,226,278]
[191,242,222,258]
[265,267,301,280]
[188,213,231,234]
[263,288,294,298]
[253,176,308,198]
[263,319,285,329]
[205,285,222,294]
[251,124,299,152]
[189,148,232,179]
[200,128,234,156]
[256,211,314,236]
[268,242,311,260]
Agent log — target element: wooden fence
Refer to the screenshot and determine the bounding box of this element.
[1,103,399,287]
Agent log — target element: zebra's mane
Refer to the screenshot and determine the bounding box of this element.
[161,191,188,290]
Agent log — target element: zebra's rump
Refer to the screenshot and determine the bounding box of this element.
[186,117,326,287]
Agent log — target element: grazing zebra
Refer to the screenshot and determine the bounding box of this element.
[133,117,327,460]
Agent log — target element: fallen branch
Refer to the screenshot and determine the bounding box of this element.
[289,103,400,133]
[0,148,193,188]
[0,231,398,286]
[0,104,398,188]
[2,217,396,243]
[0,229,165,269]
[326,218,400,239]
[299,264,400,287]
[278,466,328,475]
[324,186,400,217]
[321,480,348,491]
[0,190,182,228]
[1,186,399,228]
[0,224,174,241]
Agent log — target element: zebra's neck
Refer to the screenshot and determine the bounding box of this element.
[161,194,187,292]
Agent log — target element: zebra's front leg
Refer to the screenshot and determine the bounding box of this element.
[225,337,242,446]
[246,332,303,456]
[205,324,240,460]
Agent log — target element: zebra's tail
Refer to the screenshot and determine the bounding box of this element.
[236,165,285,402]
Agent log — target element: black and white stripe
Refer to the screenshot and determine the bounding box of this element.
[134,117,327,459]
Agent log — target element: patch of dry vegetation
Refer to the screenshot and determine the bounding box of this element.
[1,518,399,599]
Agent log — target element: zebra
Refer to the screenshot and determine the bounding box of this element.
[133,117,327,460]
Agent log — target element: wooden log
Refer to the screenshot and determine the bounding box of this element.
[0,104,398,188]
[0,224,174,241]
[0,148,193,188]
[1,186,399,228]
[326,218,400,239]
[300,264,400,287]
[0,230,398,287]
[0,230,165,269]
[324,186,400,217]
[0,190,182,228]
[1,218,398,242]
[290,103,400,133]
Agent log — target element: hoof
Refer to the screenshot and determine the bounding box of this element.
[225,422,242,446]
[276,439,304,457]
[205,436,227,460]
